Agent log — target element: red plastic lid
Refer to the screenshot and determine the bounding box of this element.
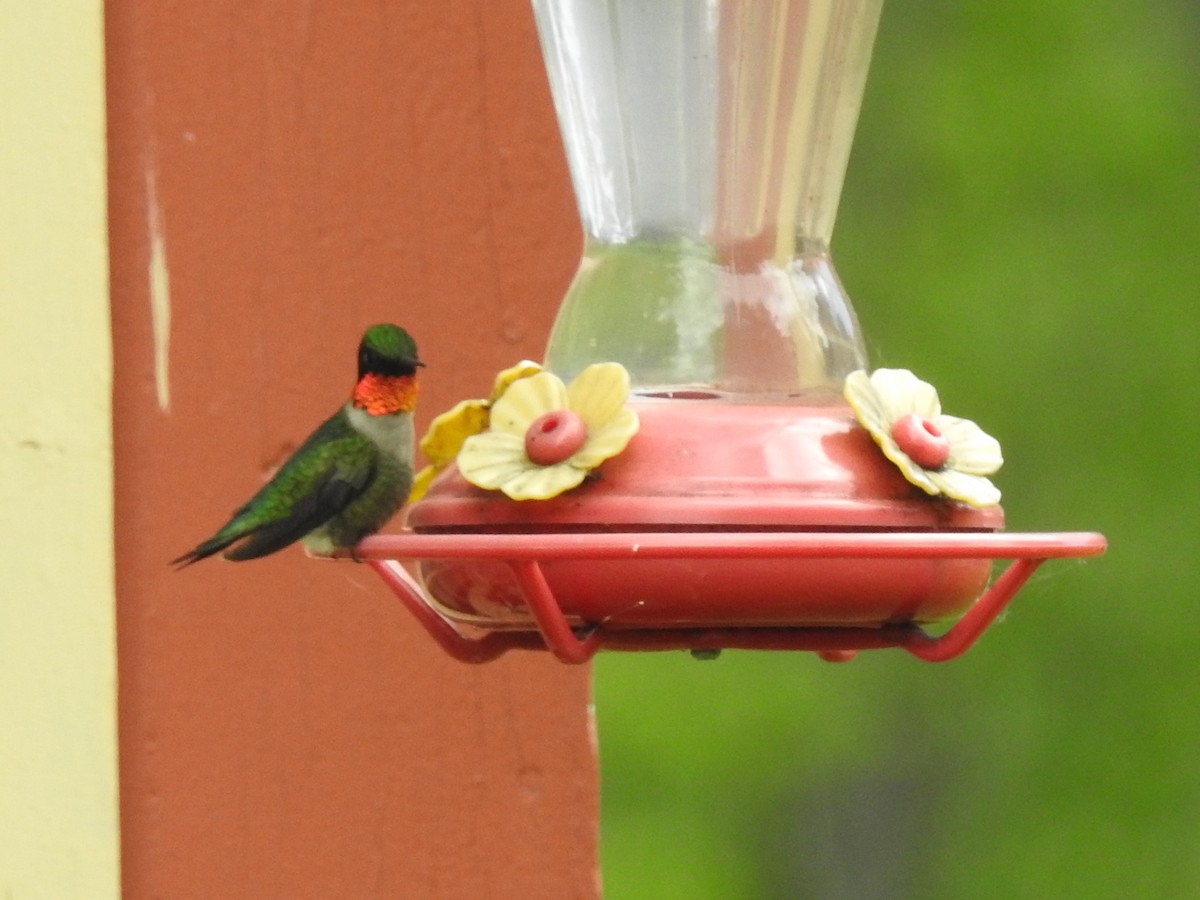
[408,399,1004,532]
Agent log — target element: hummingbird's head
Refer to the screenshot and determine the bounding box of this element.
[358,324,423,380]
[353,324,423,415]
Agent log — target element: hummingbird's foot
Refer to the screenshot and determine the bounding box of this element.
[301,543,341,561]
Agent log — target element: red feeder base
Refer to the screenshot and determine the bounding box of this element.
[352,400,1104,662]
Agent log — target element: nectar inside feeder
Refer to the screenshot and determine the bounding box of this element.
[354,0,1106,662]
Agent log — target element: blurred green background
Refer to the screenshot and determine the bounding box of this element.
[594,1,1200,897]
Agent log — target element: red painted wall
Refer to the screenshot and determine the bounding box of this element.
[107,2,598,896]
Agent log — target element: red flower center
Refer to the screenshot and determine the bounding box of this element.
[890,413,951,470]
[525,410,587,466]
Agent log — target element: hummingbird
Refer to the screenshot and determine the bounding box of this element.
[173,323,422,566]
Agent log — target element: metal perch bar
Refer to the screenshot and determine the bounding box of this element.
[349,531,1105,664]
[352,531,1106,562]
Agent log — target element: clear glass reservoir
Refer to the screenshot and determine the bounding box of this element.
[532,0,884,399]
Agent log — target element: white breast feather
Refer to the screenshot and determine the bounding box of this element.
[345,405,413,462]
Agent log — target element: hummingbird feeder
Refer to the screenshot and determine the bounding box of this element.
[348,0,1105,662]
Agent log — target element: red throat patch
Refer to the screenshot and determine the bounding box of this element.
[353,373,418,416]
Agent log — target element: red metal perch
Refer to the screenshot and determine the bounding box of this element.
[345,531,1106,664]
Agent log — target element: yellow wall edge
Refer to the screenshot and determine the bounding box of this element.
[0,2,120,897]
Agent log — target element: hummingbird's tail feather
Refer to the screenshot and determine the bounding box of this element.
[170,535,239,568]
[220,516,324,561]
[170,514,262,568]
[172,472,361,567]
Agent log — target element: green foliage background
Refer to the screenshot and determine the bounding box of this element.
[595,1,1200,896]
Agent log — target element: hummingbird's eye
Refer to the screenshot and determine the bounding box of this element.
[359,343,419,377]
[360,346,383,371]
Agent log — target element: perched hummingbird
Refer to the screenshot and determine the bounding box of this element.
[173,323,422,566]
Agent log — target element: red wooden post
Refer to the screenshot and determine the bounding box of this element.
[107,2,598,896]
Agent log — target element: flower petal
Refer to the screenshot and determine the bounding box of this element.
[408,465,438,503]
[566,362,631,433]
[848,370,942,494]
[448,361,638,500]
[843,370,890,439]
[938,415,1003,475]
[419,399,490,464]
[876,441,943,496]
[488,371,567,437]
[571,407,639,469]
[457,431,531,490]
[490,360,542,402]
[927,468,1002,507]
[498,463,589,500]
[869,368,941,421]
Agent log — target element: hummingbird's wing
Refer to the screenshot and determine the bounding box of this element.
[220,460,375,561]
[173,428,378,565]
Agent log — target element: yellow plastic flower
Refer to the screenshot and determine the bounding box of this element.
[409,361,542,502]
[457,363,640,500]
[844,368,1003,507]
